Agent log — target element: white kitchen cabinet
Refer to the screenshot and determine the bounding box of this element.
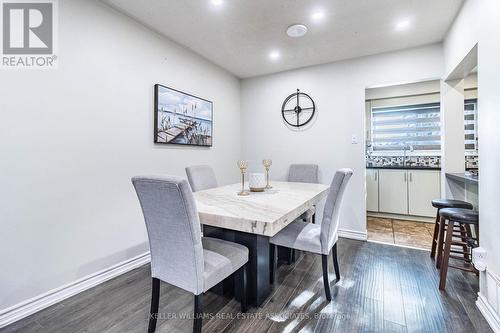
[378,169,408,215]
[408,170,441,217]
[366,169,379,212]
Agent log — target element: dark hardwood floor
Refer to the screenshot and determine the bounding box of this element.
[1,239,492,333]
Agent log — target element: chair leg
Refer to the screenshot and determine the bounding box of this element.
[439,220,454,290]
[436,216,447,269]
[312,213,316,224]
[332,243,340,281]
[459,224,470,261]
[288,248,293,265]
[476,223,479,244]
[473,223,480,276]
[430,210,440,258]
[321,254,332,301]
[193,294,203,333]
[236,265,247,312]
[270,244,277,284]
[148,278,160,333]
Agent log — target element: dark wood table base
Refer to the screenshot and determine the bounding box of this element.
[204,225,272,307]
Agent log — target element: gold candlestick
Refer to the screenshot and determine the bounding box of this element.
[237,160,250,196]
[263,159,273,189]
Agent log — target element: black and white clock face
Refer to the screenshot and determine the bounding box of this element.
[281,89,316,127]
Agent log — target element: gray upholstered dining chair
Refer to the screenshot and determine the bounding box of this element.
[270,169,353,301]
[288,164,319,223]
[132,175,248,333]
[185,165,218,192]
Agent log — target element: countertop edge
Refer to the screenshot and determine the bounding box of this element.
[366,166,441,171]
[445,173,479,183]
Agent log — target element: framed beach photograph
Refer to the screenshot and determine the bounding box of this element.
[154,84,213,147]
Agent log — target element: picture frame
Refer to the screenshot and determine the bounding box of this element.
[154,84,213,147]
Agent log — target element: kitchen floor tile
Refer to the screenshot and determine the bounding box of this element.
[424,222,437,237]
[367,217,433,250]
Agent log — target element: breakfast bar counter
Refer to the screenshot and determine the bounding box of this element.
[446,172,479,184]
[445,172,479,208]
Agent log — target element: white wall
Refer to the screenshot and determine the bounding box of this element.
[365,80,440,100]
[241,44,444,237]
[0,0,241,311]
[443,0,479,76]
[477,0,500,318]
[440,78,466,197]
[444,0,500,328]
[477,0,500,270]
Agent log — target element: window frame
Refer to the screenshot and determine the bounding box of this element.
[369,101,442,156]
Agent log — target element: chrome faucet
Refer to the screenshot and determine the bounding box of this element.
[402,144,414,167]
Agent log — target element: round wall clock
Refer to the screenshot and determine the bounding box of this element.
[281,89,316,127]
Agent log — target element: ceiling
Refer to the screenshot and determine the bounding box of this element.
[103,0,464,78]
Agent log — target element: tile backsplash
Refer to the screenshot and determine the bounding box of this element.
[366,155,479,169]
[366,155,441,168]
[465,155,479,169]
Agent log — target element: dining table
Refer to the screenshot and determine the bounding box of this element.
[193,181,329,306]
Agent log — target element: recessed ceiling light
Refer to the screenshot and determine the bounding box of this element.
[286,24,308,38]
[211,0,223,6]
[395,18,412,31]
[269,50,280,61]
[311,10,325,22]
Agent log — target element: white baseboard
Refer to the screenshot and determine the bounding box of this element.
[339,228,368,241]
[477,292,500,333]
[367,239,430,252]
[0,252,151,329]
[367,212,434,223]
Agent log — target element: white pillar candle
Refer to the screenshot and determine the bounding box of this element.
[249,173,266,191]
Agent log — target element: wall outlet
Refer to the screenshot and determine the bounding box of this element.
[472,247,487,271]
[351,134,358,144]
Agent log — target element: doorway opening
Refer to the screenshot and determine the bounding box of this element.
[364,73,478,250]
[364,80,441,250]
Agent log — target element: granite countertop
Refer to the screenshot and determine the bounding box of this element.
[446,173,479,183]
[366,165,441,170]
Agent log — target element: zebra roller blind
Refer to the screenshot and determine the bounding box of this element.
[371,102,441,152]
[464,99,477,152]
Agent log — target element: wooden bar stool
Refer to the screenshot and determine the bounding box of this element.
[430,199,473,266]
[438,208,479,290]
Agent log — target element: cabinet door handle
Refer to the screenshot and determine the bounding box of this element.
[374,172,377,181]
[410,173,413,182]
[404,173,407,182]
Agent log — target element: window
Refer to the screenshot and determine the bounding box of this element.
[371,102,441,152]
[464,99,477,153]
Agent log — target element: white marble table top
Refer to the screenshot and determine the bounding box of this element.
[193,181,329,237]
